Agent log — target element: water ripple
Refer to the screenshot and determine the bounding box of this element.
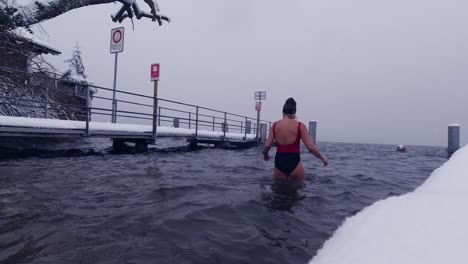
[0,141,446,264]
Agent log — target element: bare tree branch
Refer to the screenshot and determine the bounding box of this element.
[1,0,170,30]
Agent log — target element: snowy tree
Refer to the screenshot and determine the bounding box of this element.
[63,43,87,82]
[0,0,170,32]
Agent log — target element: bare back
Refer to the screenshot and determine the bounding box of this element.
[274,118,300,145]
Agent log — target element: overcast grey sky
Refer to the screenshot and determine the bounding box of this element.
[35,0,467,146]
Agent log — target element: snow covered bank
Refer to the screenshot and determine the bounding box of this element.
[309,145,468,264]
[0,116,255,140]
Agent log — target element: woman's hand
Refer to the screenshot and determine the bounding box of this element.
[264,153,270,161]
[321,156,328,167]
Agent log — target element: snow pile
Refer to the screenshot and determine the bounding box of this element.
[0,116,256,140]
[309,145,468,264]
[11,27,60,54]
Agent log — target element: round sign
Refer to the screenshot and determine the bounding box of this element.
[112,30,122,44]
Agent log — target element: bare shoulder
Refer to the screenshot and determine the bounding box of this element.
[299,121,307,130]
[299,121,309,135]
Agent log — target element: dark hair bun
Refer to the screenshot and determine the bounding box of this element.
[285,98,296,107]
[283,97,297,114]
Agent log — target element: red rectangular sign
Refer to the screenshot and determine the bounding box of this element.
[255,102,261,111]
[151,63,160,81]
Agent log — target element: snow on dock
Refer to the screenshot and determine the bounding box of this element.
[0,116,255,140]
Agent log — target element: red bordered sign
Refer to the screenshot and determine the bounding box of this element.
[110,27,124,53]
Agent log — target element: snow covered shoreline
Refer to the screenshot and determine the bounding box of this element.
[309,145,468,264]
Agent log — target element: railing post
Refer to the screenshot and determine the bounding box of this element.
[241,121,243,134]
[114,100,118,123]
[85,86,90,136]
[189,112,191,129]
[244,117,248,140]
[212,116,215,131]
[54,73,58,90]
[195,106,199,139]
[223,112,227,141]
[44,85,49,118]
[158,107,161,126]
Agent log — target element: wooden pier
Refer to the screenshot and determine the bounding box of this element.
[0,67,269,152]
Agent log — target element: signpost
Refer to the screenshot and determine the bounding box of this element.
[254,91,266,144]
[151,63,160,139]
[255,102,261,111]
[110,27,125,123]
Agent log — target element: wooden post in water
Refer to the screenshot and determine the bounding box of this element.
[135,140,148,152]
[173,118,180,128]
[246,120,251,134]
[448,124,460,155]
[260,123,267,144]
[309,120,317,144]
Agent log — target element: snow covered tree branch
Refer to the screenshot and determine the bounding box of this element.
[0,0,170,31]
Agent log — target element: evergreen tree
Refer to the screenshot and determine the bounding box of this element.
[63,43,87,82]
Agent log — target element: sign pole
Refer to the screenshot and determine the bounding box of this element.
[254,91,266,145]
[109,27,124,123]
[256,105,261,145]
[112,52,118,123]
[150,63,161,141]
[152,80,158,139]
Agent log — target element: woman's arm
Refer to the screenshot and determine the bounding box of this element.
[300,123,328,166]
[262,125,275,160]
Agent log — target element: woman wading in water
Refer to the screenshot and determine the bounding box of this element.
[262,98,328,180]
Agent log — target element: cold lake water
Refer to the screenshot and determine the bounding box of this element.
[0,139,447,264]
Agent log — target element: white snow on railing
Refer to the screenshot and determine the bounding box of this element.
[0,116,256,140]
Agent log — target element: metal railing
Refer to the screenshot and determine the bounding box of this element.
[0,66,272,140]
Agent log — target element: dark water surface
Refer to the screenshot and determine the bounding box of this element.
[0,139,447,264]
